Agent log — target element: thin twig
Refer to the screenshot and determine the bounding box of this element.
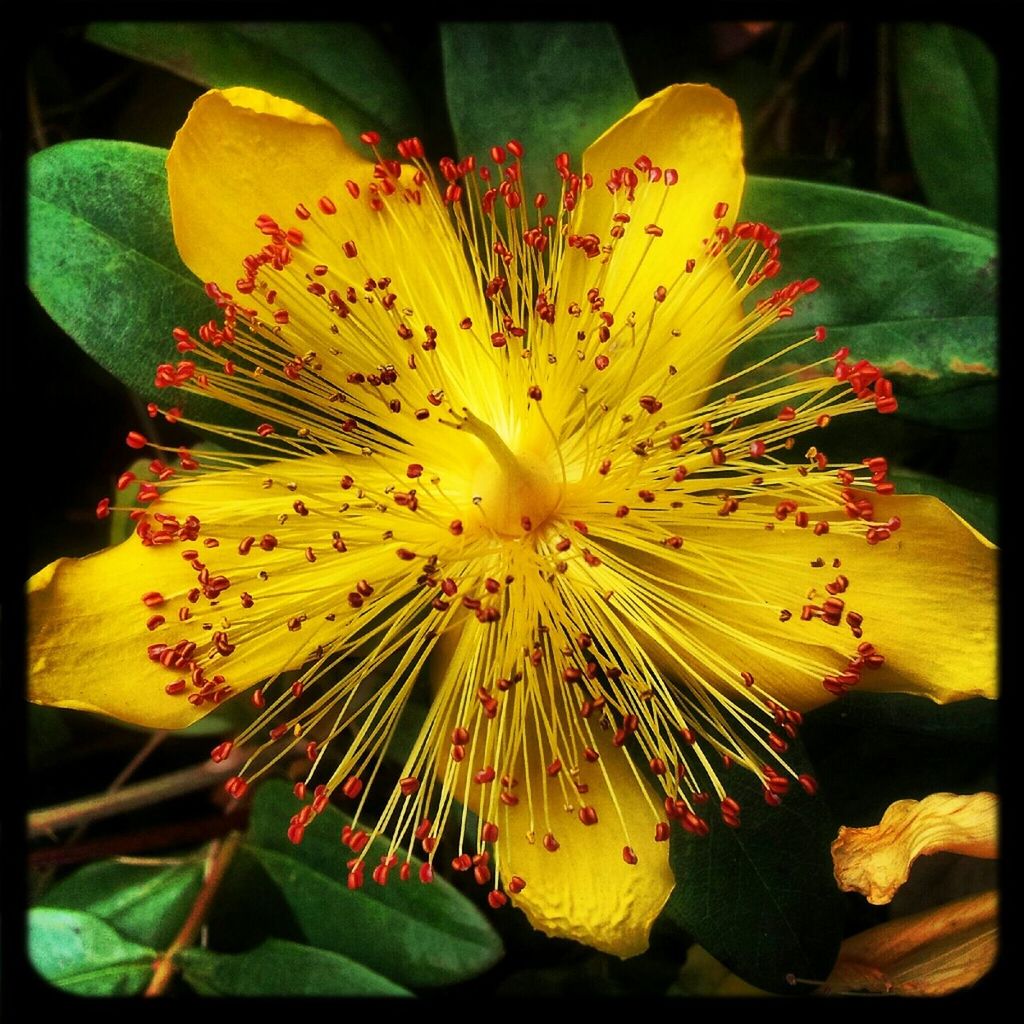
[145,831,243,997]
[27,747,244,839]
[27,74,47,151]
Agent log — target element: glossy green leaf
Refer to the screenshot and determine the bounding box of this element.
[663,759,843,994]
[178,938,410,996]
[87,22,418,144]
[28,907,155,996]
[889,470,996,542]
[727,222,997,427]
[40,859,204,949]
[743,176,994,239]
[897,25,996,229]
[442,22,637,200]
[28,140,247,430]
[245,779,502,988]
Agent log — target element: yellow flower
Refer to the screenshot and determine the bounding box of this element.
[28,85,997,958]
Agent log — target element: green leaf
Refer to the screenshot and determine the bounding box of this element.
[40,859,204,949]
[743,176,994,239]
[442,22,637,200]
[727,221,997,427]
[663,761,844,994]
[889,470,996,542]
[178,938,411,996]
[28,907,155,996]
[87,22,418,145]
[244,779,503,988]
[897,25,996,229]
[28,140,247,430]
[802,693,996,829]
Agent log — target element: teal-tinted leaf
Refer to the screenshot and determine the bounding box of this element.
[28,140,246,429]
[897,25,996,229]
[889,470,996,542]
[40,859,203,949]
[244,779,502,988]
[442,22,637,200]
[663,763,843,994]
[727,222,997,427]
[743,176,994,239]
[28,907,155,996]
[87,22,417,145]
[178,938,410,996]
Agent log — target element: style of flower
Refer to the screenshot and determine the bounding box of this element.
[28,85,997,957]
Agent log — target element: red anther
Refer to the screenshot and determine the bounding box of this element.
[224,776,248,799]
[164,679,187,696]
[768,732,789,753]
[813,521,830,536]
[777,405,796,422]
[126,431,147,450]
[680,727,697,745]
[141,591,165,608]
[480,821,500,844]
[507,875,526,894]
[582,746,600,763]
[578,805,599,826]
[346,868,365,891]
[451,853,472,873]
[721,797,741,816]
[681,811,710,837]
[593,353,610,372]
[210,741,233,764]
[474,766,496,784]
[407,463,423,478]
[340,776,363,800]
[813,326,828,343]
[487,890,508,909]
[317,195,337,215]
[713,201,729,219]
[710,446,726,466]
[145,614,165,632]
[287,823,306,845]
[473,864,492,886]
[763,789,783,807]
[798,774,819,796]
[293,782,307,802]
[622,845,638,865]
[399,776,420,796]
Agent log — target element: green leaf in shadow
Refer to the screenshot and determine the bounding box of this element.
[178,938,411,996]
[243,778,503,988]
[662,756,843,994]
[87,22,418,146]
[897,25,996,229]
[442,22,637,200]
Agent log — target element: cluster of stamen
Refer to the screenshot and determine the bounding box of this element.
[97,127,901,903]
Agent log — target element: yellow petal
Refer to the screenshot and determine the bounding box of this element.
[166,88,490,405]
[555,84,745,407]
[826,890,997,996]
[28,454,393,730]
[500,723,675,958]
[832,792,998,905]
[630,494,997,713]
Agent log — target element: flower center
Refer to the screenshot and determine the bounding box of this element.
[462,410,562,537]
